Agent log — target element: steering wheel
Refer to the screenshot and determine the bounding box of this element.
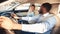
[0,12,16,34]
[1,12,19,23]
[1,12,12,18]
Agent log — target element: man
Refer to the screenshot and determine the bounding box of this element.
[0,3,56,34]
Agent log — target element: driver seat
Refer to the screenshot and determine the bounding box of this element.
[50,3,60,34]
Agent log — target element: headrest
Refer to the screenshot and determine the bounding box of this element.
[49,4,59,15]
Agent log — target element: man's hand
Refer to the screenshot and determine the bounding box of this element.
[0,16,14,30]
[11,13,20,19]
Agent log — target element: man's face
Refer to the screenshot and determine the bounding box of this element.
[39,6,47,14]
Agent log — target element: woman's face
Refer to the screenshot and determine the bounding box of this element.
[29,6,35,12]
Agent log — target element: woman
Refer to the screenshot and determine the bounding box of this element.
[27,4,35,17]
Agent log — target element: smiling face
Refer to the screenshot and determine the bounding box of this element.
[29,4,35,12]
[29,6,35,12]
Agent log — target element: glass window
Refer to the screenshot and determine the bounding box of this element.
[15,3,40,10]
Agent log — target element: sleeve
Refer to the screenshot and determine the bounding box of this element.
[22,17,32,21]
[22,16,56,33]
[22,16,39,21]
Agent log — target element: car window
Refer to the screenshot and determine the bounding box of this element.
[15,3,40,10]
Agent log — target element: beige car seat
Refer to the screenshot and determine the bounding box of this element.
[50,4,60,34]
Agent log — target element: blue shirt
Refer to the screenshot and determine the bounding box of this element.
[22,13,56,34]
[27,12,35,17]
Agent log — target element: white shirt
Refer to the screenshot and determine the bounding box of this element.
[21,13,56,33]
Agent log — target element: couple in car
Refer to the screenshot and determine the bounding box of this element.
[0,3,57,34]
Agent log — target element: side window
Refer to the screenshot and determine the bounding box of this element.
[15,3,40,11]
[15,3,40,16]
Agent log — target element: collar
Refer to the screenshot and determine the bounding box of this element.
[42,13,49,17]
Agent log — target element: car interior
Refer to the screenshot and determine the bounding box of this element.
[0,0,60,34]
